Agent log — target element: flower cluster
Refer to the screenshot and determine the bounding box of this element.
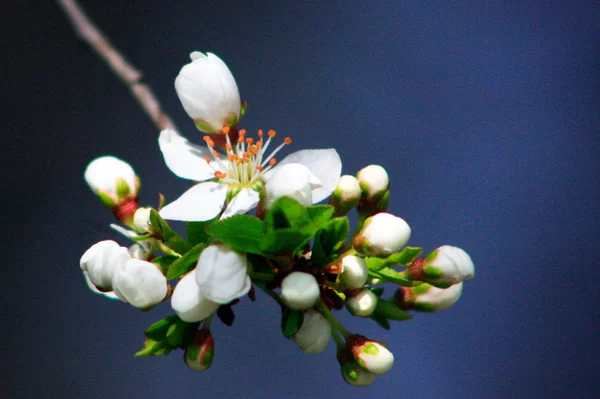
[80,51,475,386]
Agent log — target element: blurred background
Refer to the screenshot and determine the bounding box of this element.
[2,0,599,398]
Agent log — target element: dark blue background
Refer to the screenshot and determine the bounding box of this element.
[3,0,599,398]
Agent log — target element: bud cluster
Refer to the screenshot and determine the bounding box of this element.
[77,49,475,385]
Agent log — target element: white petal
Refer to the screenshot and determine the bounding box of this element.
[158,129,214,181]
[220,188,260,219]
[266,149,341,203]
[159,182,227,222]
[171,270,220,322]
[195,245,251,304]
[83,272,120,300]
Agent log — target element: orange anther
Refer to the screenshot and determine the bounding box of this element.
[245,138,253,145]
[256,165,264,171]
[204,156,211,164]
[203,136,211,143]
[269,158,277,166]
[257,129,263,138]
[268,129,276,138]
[239,129,246,136]
[222,126,230,134]
[228,154,235,161]
[212,150,220,158]
[284,137,292,145]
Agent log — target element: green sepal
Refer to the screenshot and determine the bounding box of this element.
[370,312,391,330]
[115,177,131,198]
[207,214,265,255]
[224,112,238,128]
[194,119,216,133]
[166,242,206,280]
[158,193,166,210]
[366,247,423,271]
[135,338,170,357]
[149,210,191,254]
[129,233,153,242]
[281,307,304,339]
[186,218,216,246]
[152,254,180,274]
[97,190,116,209]
[311,217,349,266]
[374,299,413,321]
[144,315,180,341]
[368,267,417,287]
[141,315,200,355]
[239,100,247,118]
[371,287,384,297]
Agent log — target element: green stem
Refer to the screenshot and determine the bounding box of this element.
[254,280,283,306]
[318,301,352,338]
[331,328,345,348]
[249,272,275,281]
[203,314,214,329]
[349,212,368,243]
[158,242,180,257]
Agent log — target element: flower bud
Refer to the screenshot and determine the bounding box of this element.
[280,272,320,311]
[84,156,139,205]
[175,51,241,133]
[82,271,119,300]
[408,246,474,288]
[113,259,168,310]
[292,309,331,354]
[263,163,316,210]
[356,165,389,203]
[346,289,378,317]
[397,282,463,312]
[171,270,220,322]
[337,349,376,387]
[329,175,361,216]
[338,256,368,290]
[80,240,130,292]
[195,244,251,304]
[132,207,152,233]
[346,335,394,375]
[353,213,411,257]
[184,328,214,371]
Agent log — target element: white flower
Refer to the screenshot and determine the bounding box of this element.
[113,259,168,310]
[353,212,411,257]
[410,282,463,311]
[356,165,389,202]
[338,255,368,290]
[171,270,220,322]
[329,175,361,215]
[195,244,251,304]
[280,272,320,311]
[346,289,378,317]
[175,52,241,133]
[410,246,475,288]
[263,163,318,209]
[292,309,332,354]
[348,337,394,375]
[84,155,139,203]
[158,128,341,221]
[80,240,130,292]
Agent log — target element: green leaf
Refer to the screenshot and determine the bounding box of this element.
[281,308,304,338]
[207,214,265,255]
[264,197,310,230]
[144,315,180,341]
[374,299,413,321]
[312,217,349,266]
[166,242,205,280]
[366,247,424,271]
[306,205,335,228]
[135,338,169,357]
[166,320,189,347]
[369,267,416,287]
[186,219,216,246]
[370,312,391,330]
[152,255,180,274]
[261,228,312,254]
[149,210,191,254]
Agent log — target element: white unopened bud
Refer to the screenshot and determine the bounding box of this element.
[113,259,168,310]
[80,240,130,292]
[329,175,361,216]
[347,336,394,375]
[338,256,368,289]
[403,282,463,312]
[292,309,331,354]
[353,212,411,257]
[84,156,139,205]
[280,272,320,311]
[175,52,241,133]
[263,163,317,209]
[346,289,378,317]
[341,362,376,387]
[132,207,152,233]
[356,165,389,203]
[195,244,251,304]
[409,246,474,288]
[172,270,220,322]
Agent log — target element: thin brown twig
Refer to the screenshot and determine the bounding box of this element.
[56,0,176,131]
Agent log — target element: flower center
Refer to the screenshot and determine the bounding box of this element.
[203,127,292,188]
